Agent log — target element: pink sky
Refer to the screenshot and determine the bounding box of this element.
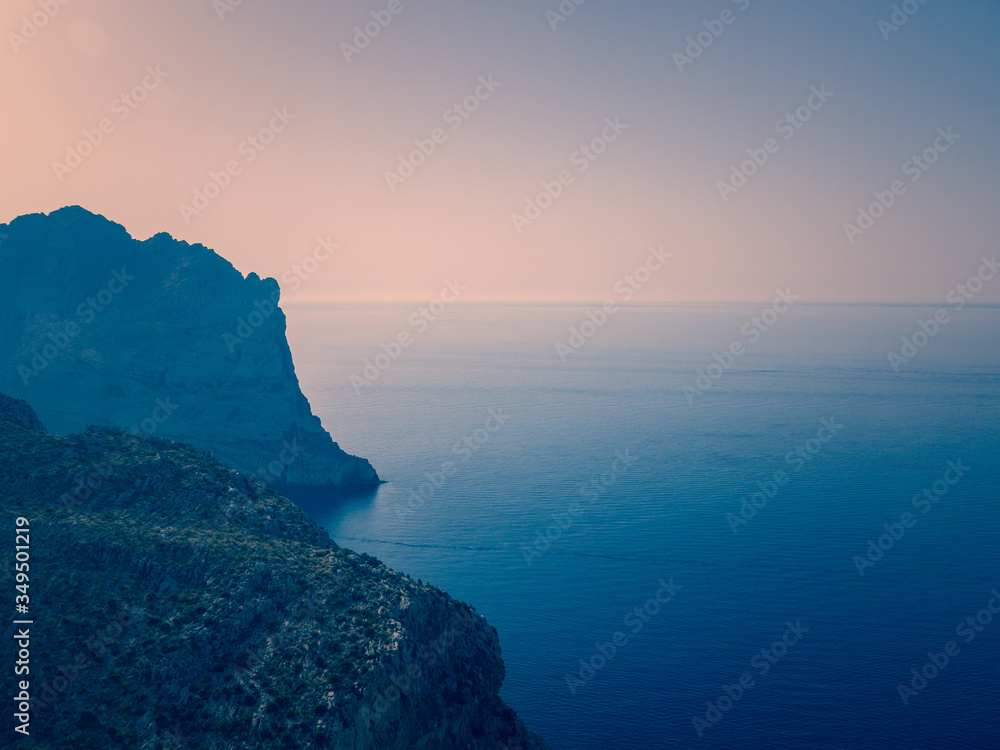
[3,0,998,304]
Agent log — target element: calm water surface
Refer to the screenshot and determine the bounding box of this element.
[284,303,1000,750]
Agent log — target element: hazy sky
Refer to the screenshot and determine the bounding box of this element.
[3,0,999,303]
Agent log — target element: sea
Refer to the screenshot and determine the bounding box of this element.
[282,302,1000,750]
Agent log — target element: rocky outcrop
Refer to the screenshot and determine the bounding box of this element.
[0,396,549,749]
[0,206,377,488]
[0,392,46,432]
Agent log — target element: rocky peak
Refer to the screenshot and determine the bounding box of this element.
[0,207,377,488]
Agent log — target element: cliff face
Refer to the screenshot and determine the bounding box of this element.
[0,206,376,488]
[0,395,548,750]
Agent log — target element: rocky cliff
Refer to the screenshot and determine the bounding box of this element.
[0,206,376,488]
[0,394,548,749]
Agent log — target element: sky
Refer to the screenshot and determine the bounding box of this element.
[2,0,999,303]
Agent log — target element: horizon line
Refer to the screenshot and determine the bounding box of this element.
[281,300,1000,308]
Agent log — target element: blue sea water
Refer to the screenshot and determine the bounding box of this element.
[283,302,999,750]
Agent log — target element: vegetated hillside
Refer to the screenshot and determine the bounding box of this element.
[0,394,548,750]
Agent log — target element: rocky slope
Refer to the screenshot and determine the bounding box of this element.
[0,395,548,749]
[0,206,376,488]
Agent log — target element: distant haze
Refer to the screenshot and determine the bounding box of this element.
[3,0,999,303]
